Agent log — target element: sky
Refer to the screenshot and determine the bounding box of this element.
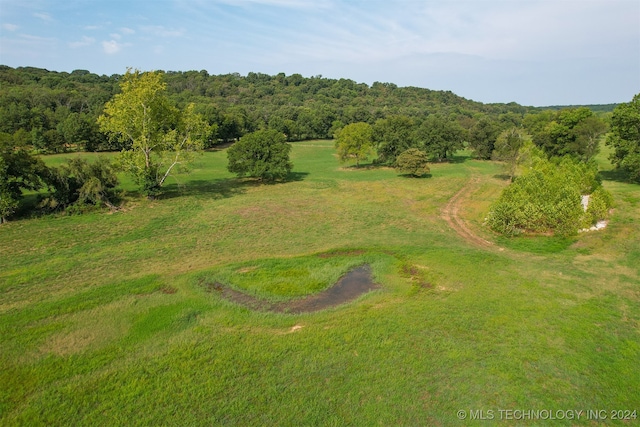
[0,0,639,106]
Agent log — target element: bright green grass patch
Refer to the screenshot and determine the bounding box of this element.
[496,235,578,254]
[196,251,382,300]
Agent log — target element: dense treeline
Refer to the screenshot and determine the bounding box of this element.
[0,65,617,156]
[1,65,542,154]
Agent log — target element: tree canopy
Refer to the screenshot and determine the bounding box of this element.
[606,93,640,182]
[525,107,607,161]
[395,148,431,177]
[98,69,209,196]
[469,117,503,160]
[227,129,293,181]
[335,122,374,167]
[493,127,529,180]
[0,135,48,222]
[414,115,466,162]
[372,115,416,164]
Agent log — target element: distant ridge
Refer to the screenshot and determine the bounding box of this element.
[539,104,618,113]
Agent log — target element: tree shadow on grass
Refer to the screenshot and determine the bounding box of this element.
[159,172,309,200]
[599,168,637,184]
[160,178,249,200]
[341,162,381,170]
[286,171,309,182]
[204,141,234,152]
[493,174,512,181]
[446,154,469,164]
[398,173,433,179]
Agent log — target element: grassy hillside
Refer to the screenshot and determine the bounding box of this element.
[1,142,638,425]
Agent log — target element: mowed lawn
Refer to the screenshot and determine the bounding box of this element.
[1,140,638,425]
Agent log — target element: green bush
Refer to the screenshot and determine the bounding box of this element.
[227,129,292,181]
[487,156,610,236]
[395,148,430,177]
[584,187,614,226]
[42,157,120,211]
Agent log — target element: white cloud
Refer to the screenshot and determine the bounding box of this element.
[102,40,123,54]
[141,25,184,37]
[69,36,96,48]
[110,33,122,40]
[120,27,135,35]
[2,23,19,31]
[19,33,56,42]
[33,12,52,22]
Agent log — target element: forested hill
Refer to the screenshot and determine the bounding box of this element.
[0,65,602,152]
[541,104,618,113]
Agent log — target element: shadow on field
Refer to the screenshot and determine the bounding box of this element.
[447,155,469,164]
[287,171,309,182]
[161,178,249,200]
[599,169,635,183]
[160,172,310,200]
[492,174,512,181]
[398,173,432,179]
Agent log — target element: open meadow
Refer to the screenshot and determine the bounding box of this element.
[1,140,639,425]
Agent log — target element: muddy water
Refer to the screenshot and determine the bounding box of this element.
[209,265,380,314]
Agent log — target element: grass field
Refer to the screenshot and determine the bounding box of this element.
[1,141,638,425]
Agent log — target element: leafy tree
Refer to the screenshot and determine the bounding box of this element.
[469,117,502,160]
[227,129,292,181]
[493,127,529,180]
[334,122,374,167]
[606,93,640,181]
[395,148,430,177]
[572,116,608,162]
[98,70,209,197]
[530,108,607,161]
[0,135,48,223]
[57,112,107,151]
[372,115,416,164]
[415,115,465,162]
[0,157,18,223]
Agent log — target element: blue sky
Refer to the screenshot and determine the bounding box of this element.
[1,0,638,106]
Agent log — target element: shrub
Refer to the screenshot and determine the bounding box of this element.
[395,148,430,177]
[584,187,614,226]
[227,129,292,181]
[487,156,610,236]
[42,157,120,211]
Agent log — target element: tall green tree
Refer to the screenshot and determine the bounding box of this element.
[372,115,415,164]
[0,135,48,223]
[227,129,292,181]
[606,93,640,181]
[98,69,209,196]
[415,115,465,162]
[469,117,502,160]
[335,122,374,167]
[493,127,529,181]
[530,108,607,161]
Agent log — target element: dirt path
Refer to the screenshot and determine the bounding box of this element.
[441,176,497,249]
